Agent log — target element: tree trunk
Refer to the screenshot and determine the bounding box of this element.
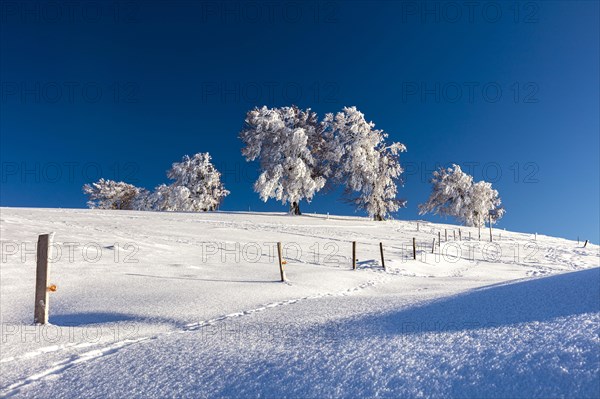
[289,201,301,215]
[374,214,384,221]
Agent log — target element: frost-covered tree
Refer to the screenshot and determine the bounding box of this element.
[83,153,227,213]
[142,184,187,212]
[162,153,230,212]
[463,181,505,227]
[418,164,473,222]
[140,184,169,211]
[83,179,143,210]
[240,105,326,215]
[419,164,505,227]
[131,188,153,211]
[323,106,407,221]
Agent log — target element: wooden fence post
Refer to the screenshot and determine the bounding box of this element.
[459,229,462,241]
[417,222,419,232]
[584,240,588,248]
[277,242,286,282]
[469,231,471,240]
[431,238,435,254]
[453,230,456,240]
[438,231,441,246]
[412,238,416,260]
[379,242,385,270]
[34,233,54,324]
[489,214,493,242]
[352,241,356,270]
[445,229,447,242]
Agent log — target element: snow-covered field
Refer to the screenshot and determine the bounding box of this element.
[1,207,598,398]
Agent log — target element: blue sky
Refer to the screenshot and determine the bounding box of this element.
[1,1,598,242]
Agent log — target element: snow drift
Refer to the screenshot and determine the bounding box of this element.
[0,208,598,398]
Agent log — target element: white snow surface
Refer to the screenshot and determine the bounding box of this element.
[0,207,598,398]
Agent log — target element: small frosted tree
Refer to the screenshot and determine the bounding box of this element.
[418,164,473,222]
[324,106,407,221]
[419,164,505,227]
[131,188,153,211]
[164,152,230,212]
[83,179,143,210]
[83,153,227,213]
[143,184,176,212]
[463,181,505,227]
[239,105,326,215]
[142,184,191,212]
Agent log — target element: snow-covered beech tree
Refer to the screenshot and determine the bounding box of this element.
[85,153,229,213]
[418,164,473,222]
[323,106,407,221]
[142,184,189,212]
[141,184,170,211]
[489,205,506,223]
[419,164,505,227]
[130,188,153,211]
[239,105,326,215]
[463,181,505,227]
[163,152,230,212]
[83,179,144,210]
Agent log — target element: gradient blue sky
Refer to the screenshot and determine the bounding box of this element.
[1,1,598,242]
